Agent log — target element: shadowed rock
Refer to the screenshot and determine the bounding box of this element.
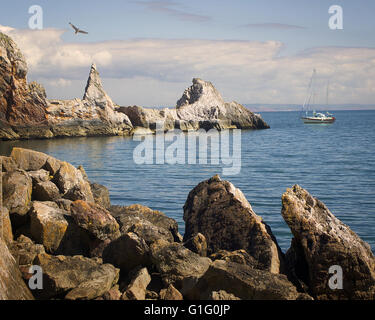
[122,267,151,300]
[110,204,181,243]
[150,240,212,292]
[183,175,284,274]
[282,185,375,300]
[186,260,306,300]
[33,253,119,300]
[0,238,34,300]
[102,232,151,273]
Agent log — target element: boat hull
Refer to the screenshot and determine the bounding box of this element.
[301,117,335,124]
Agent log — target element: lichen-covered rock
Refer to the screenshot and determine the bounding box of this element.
[9,235,45,267]
[102,232,150,273]
[122,267,151,300]
[90,183,111,209]
[183,175,284,273]
[29,201,68,253]
[282,185,375,300]
[210,290,240,300]
[187,260,303,300]
[0,206,13,245]
[33,181,61,201]
[110,204,181,242]
[65,264,120,300]
[33,253,119,300]
[183,233,208,257]
[150,240,212,292]
[160,284,183,300]
[0,238,34,300]
[70,200,120,242]
[209,249,257,268]
[2,169,32,221]
[28,169,51,184]
[53,162,94,202]
[10,148,49,171]
[0,155,18,172]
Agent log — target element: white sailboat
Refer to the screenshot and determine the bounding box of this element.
[301,69,335,124]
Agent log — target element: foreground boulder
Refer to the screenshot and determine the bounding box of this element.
[110,204,181,243]
[282,185,375,300]
[187,260,306,300]
[183,175,284,273]
[53,161,94,202]
[0,206,13,245]
[102,232,150,273]
[33,253,119,299]
[0,238,34,300]
[29,201,69,253]
[150,240,212,292]
[2,169,32,224]
[70,200,120,242]
[122,267,151,300]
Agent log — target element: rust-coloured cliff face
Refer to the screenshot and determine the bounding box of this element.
[0,32,47,128]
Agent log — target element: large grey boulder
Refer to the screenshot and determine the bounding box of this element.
[282,185,375,300]
[183,175,284,274]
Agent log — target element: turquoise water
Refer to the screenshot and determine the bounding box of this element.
[1,110,374,253]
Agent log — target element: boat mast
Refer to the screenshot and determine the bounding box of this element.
[302,69,316,116]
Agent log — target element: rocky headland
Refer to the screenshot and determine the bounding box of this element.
[1,148,374,300]
[0,31,269,141]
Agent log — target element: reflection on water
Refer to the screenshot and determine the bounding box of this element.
[1,110,374,253]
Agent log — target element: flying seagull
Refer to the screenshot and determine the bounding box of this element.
[69,22,88,34]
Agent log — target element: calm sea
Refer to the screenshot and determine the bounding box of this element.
[1,110,374,253]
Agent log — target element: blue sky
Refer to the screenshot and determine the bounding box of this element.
[1,0,375,106]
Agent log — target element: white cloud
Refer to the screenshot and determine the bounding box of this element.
[1,25,374,106]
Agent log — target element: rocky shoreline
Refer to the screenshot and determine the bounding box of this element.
[1,148,374,300]
[0,32,269,141]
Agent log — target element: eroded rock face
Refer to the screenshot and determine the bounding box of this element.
[183,175,284,274]
[46,64,133,137]
[0,238,34,300]
[176,78,269,129]
[282,185,375,300]
[0,32,47,139]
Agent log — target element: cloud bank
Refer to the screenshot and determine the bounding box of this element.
[1,25,374,107]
